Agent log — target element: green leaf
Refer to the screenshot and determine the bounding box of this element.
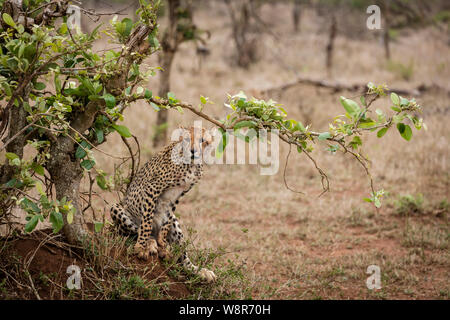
[33,82,46,90]
[397,123,412,141]
[176,106,184,114]
[81,159,95,170]
[340,97,360,118]
[121,18,133,37]
[25,215,39,233]
[35,181,45,196]
[360,96,366,106]
[95,128,104,143]
[89,23,102,40]
[358,118,376,129]
[148,34,159,48]
[50,210,64,233]
[2,82,12,96]
[318,132,331,141]
[40,194,50,209]
[376,127,388,138]
[293,121,306,133]
[349,136,362,149]
[200,96,207,104]
[234,120,257,130]
[411,117,423,130]
[67,208,74,224]
[150,102,160,111]
[23,102,32,114]
[75,141,90,159]
[4,178,21,188]
[18,43,25,58]
[96,175,108,190]
[103,93,116,108]
[78,77,95,94]
[144,89,152,99]
[5,152,19,160]
[374,198,381,208]
[397,123,405,135]
[75,147,87,159]
[16,24,24,34]
[390,92,400,106]
[112,124,132,138]
[31,163,45,176]
[94,222,104,233]
[2,13,16,27]
[58,23,68,35]
[391,106,401,112]
[400,97,409,107]
[21,198,40,213]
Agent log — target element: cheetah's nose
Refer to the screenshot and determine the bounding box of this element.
[191,149,200,160]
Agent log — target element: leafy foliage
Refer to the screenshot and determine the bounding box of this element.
[0,0,160,234]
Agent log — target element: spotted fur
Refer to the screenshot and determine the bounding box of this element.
[110,127,216,282]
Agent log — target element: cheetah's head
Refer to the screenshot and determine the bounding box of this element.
[179,126,213,161]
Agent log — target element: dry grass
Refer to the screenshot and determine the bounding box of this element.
[4,3,450,299]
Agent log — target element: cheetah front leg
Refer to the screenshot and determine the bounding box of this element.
[155,186,190,260]
[156,202,176,260]
[135,218,158,260]
[168,219,216,283]
[157,219,172,259]
[156,198,184,260]
[134,187,161,260]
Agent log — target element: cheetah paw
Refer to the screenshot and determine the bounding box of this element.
[134,242,149,260]
[148,239,158,256]
[158,246,172,260]
[198,268,216,283]
[134,239,158,260]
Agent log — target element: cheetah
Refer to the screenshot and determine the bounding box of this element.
[110,126,216,282]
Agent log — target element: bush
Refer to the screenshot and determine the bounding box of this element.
[394,194,424,216]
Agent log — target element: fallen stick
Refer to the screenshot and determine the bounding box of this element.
[261,76,449,97]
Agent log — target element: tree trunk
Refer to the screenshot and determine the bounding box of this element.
[326,15,337,76]
[50,159,88,244]
[46,101,100,244]
[152,0,180,148]
[383,0,391,60]
[293,0,301,32]
[235,2,252,68]
[0,85,30,185]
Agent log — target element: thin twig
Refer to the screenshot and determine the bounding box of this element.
[283,144,305,194]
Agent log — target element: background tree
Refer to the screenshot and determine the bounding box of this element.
[152,0,206,147]
[223,0,267,69]
[292,0,302,32]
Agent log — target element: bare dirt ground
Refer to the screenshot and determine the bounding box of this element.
[0,226,191,299]
[2,2,449,299]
